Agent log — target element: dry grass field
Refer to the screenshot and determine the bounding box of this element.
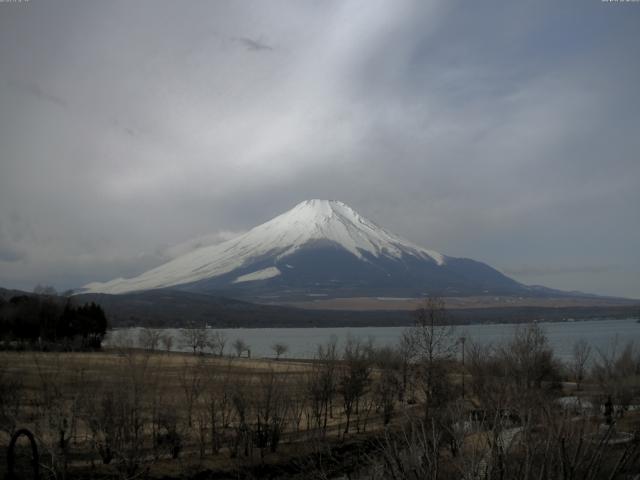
[280,295,639,311]
[3,320,640,479]
[0,347,413,479]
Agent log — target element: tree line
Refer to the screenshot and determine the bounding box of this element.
[0,289,108,350]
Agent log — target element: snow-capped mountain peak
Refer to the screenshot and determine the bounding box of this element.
[83,200,525,298]
[248,199,445,264]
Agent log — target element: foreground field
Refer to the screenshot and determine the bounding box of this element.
[3,319,640,479]
[0,348,415,479]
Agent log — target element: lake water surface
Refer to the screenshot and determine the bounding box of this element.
[107,318,640,362]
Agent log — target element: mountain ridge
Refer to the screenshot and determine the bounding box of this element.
[81,200,568,300]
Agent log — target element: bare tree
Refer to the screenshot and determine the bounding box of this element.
[288,383,307,434]
[83,385,119,465]
[592,339,639,417]
[33,354,88,480]
[160,333,173,353]
[307,337,338,438]
[466,341,514,415]
[138,328,161,351]
[397,332,415,402]
[180,326,210,355]
[83,372,163,467]
[374,366,401,426]
[203,360,236,454]
[408,297,457,417]
[252,368,289,457]
[230,379,252,458]
[306,369,326,436]
[178,358,205,428]
[503,323,558,391]
[114,351,156,477]
[339,337,372,435]
[370,403,640,480]
[271,342,289,360]
[570,338,591,391]
[149,370,169,459]
[208,331,227,356]
[232,338,248,358]
[156,407,183,460]
[0,357,23,436]
[111,329,134,349]
[467,325,560,426]
[375,418,443,479]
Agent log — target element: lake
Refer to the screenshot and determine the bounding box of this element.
[106,318,640,362]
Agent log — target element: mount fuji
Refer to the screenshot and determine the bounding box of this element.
[83,199,532,299]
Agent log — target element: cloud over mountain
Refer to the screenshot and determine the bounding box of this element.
[0,1,638,298]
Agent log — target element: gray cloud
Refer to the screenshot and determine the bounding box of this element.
[233,36,274,51]
[503,265,617,277]
[0,246,25,263]
[6,79,68,109]
[0,0,638,298]
[161,230,247,260]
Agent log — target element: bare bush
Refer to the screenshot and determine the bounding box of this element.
[33,354,88,480]
[308,337,338,438]
[178,357,205,428]
[232,338,249,358]
[467,325,560,424]
[208,331,227,356]
[408,297,457,417]
[138,328,161,351]
[592,339,640,416]
[253,368,290,457]
[271,342,289,360]
[203,360,236,454]
[0,357,23,436]
[338,337,373,435]
[180,326,210,355]
[570,338,591,391]
[374,367,401,426]
[371,391,640,480]
[503,323,558,391]
[160,333,173,352]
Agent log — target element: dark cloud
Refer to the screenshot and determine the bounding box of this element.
[0,0,638,298]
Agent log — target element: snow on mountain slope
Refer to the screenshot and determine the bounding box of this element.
[82,200,447,294]
[233,267,281,284]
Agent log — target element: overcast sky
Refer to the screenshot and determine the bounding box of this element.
[1,0,639,298]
